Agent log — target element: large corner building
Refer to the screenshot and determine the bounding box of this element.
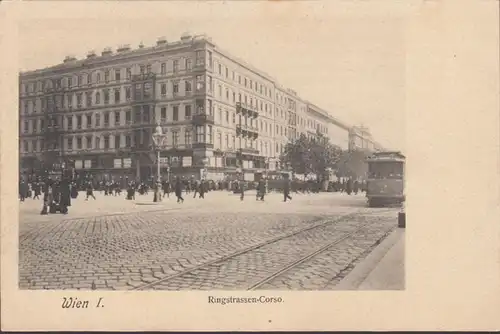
[19,33,375,181]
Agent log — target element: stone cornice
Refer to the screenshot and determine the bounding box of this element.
[19,38,208,80]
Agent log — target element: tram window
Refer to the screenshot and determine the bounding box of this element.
[368,162,403,179]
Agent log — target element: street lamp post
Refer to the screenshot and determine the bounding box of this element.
[265,157,273,193]
[152,122,168,202]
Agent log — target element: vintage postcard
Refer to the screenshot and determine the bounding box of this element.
[1,0,499,331]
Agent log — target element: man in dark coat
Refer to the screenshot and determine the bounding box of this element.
[59,178,71,214]
[198,180,206,199]
[193,179,201,198]
[353,180,359,194]
[126,181,135,200]
[86,181,96,200]
[70,182,79,199]
[19,180,28,201]
[283,178,292,202]
[175,178,184,203]
[256,179,266,201]
[33,181,41,200]
[346,178,353,195]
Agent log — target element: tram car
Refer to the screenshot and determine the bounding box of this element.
[365,151,405,207]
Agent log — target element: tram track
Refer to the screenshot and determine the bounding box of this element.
[247,222,372,290]
[248,221,395,290]
[133,208,395,290]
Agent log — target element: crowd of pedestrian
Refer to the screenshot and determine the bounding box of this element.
[19,174,366,216]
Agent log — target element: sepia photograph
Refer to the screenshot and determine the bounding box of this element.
[2,0,499,331]
[17,8,406,292]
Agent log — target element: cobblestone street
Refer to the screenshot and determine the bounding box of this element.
[19,191,399,290]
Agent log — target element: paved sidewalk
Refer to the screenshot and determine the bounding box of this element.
[334,228,405,290]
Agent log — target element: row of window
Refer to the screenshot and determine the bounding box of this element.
[21,49,320,129]
[21,80,195,114]
[20,130,288,157]
[21,108,290,140]
[212,79,277,118]
[21,86,324,134]
[209,80,323,130]
[211,55,305,110]
[21,58,196,94]
[211,55,274,101]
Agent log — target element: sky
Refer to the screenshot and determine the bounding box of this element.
[17,1,408,152]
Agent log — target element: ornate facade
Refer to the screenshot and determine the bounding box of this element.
[19,33,354,181]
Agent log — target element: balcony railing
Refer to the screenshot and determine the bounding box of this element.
[194,60,205,69]
[131,73,156,81]
[238,147,259,155]
[236,124,259,139]
[192,142,214,149]
[191,113,214,125]
[236,102,259,118]
[131,93,155,102]
[46,125,63,133]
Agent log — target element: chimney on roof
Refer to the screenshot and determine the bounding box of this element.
[101,47,113,56]
[117,44,131,53]
[86,50,97,59]
[138,41,144,49]
[180,31,193,42]
[156,37,168,46]
[63,55,77,63]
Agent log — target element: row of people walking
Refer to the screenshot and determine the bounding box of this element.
[19,175,366,216]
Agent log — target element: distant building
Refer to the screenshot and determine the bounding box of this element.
[18,33,374,181]
[334,126,386,180]
[348,126,384,152]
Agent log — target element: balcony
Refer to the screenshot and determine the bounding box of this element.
[45,125,63,133]
[131,94,155,104]
[194,88,205,97]
[238,147,259,156]
[236,102,259,118]
[131,73,156,82]
[236,124,259,139]
[192,142,214,150]
[194,60,205,70]
[191,113,214,125]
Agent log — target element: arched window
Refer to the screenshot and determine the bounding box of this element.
[95,91,101,104]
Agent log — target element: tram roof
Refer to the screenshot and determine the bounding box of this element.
[366,151,406,162]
